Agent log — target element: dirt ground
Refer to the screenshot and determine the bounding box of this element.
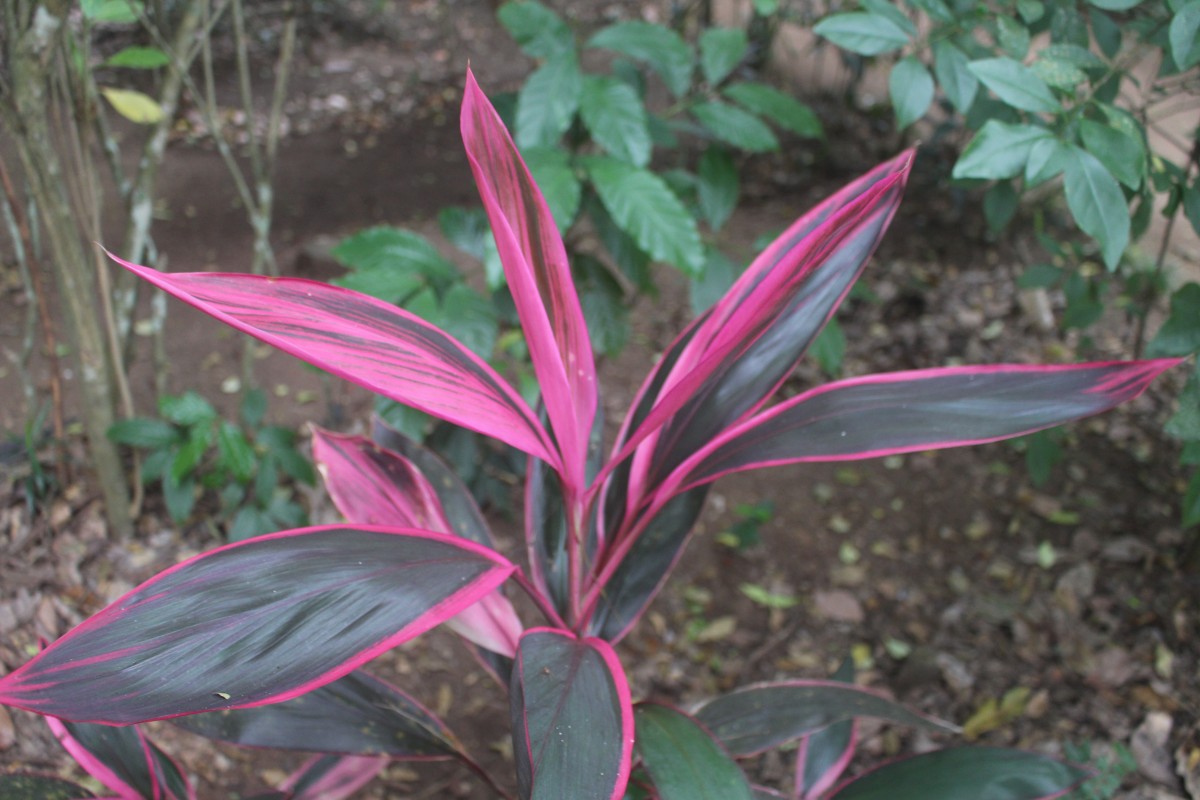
[1,2,1197,798]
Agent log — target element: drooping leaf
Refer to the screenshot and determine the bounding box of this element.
[699,27,748,86]
[1063,146,1129,270]
[510,630,633,800]
[464,70,596,489]
[1079,120,1143,190]
[889,57,934,130]
[967,58,1060,114]
[932,41,978,113]
[109,253,559,469]
[795,660,857,799]
[46,717,191,800]
[953,121,1052,180]
[585,155,705,274]
[174,669,462,759]
[0,774,96,799]
[0,527,514,724]
[814,13,910,56]
[588,22,694,98]
[722,82,822,138]
[1025,137,1072,186]
[580,76,652,168]
[693,680,954,757]
[100,87,163,124]
[670,360,1180,494]
[498,1,574,60]
[634,703,754,800]
[691,100,779,153]
[827,747,1090,799]
[104,46,170,69]
[516,52,583,149]
[697,147,739,231]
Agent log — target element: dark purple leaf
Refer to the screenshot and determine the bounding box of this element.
[280,755,388,800]
[511,629,633,800]
[109,253,558,468]
[0,527,513,724]
[795,659,857,799]
[634,702,753,800]
[693,680,955,757]
[172,669,462,759]
[827,747,1091,799]
[671,359,1182,495]
[46,716,191,800]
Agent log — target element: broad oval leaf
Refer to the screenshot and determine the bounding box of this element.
[101,87,163,124]
[511,630,633,800]
[464,70,596,489]
[1063,146,1129,270]
[109,253,558,469]
[813,13,910,56]
[104,46,171,69]
[952,121,1052,180]
[634,703,754,800]
[0,527,514,724]
[672,360,1181,494]
[827,747,1090,799]
[967,58,1060,114]
[1170,3,1200,70]
[889,57,934,130]
[46,717,192,800]
[932,41,978,113]
[173,669,462,759]
[587,22,694,98]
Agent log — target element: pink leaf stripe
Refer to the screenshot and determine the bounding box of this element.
[667,359,1182,497]
[462,69,597,489]
[108,252,559,469]
[312,429,522,657]
[281,755,389,800]
[511,629,634,800]
[45,717,150,800]
[0,527,514,725]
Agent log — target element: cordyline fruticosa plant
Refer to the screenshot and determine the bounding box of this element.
[0,69,1180,799]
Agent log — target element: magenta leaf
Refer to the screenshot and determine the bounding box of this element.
[692,680,955,757]
[633,702,754,800]
[279,755,388,800]
[0,527,513,724]
[670,359,1183,494]
[511,629,633,800]
[46,717,191,800]
[172,669,462,760]
[312,428,522,657]
[826,747,1091,799]
[109,253,558,468]
[0,773,98,799]
[463,68,597,489]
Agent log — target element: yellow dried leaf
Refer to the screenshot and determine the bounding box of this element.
[100,87,163,124]
[962,698,1001,740]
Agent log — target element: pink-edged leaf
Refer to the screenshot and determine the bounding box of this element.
[312,428,522,657]
[826,747,1091,800]
[613,152,913,506]
[795,659,857,800]
[172,669,462,760]
[0,773,99,799]
[511,629,634,800]
[668,359,1182,495]
[279,755,388,800]
[46,717,192,800]
[462,68,597,489]
[692,680,956,757]
[0,527,514,724]
[109,253,558,468]
[634,702,754,800]
[754,788,788,799]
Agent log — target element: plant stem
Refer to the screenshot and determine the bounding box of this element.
[511,568,568,630]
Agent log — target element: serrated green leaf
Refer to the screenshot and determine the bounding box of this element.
[431,284,498,359]
[691,100,778,152]
[889,56,933,130]
[331,226,459,287]
[334,268,424,305]
[1079,119,1143,189]
[588,22,694,97]
[585,156,704,274]
[216,421,256,483]
[580,76,651,167]
[1063,146,1129,270]
[576,256,629,357]
[498,1,574,59]
[515,52,582,148]
[814,13,911,56]
[953,120,1052,180]
[81,0,141,23]
[1170,2,1200,69]
[722,81,822,138]
[1148,284,1200,358]
[700,27,748,85]
[698,146,739,231]
[967,57,1061,113]
[100,87,163,124]
[521,146,582,231]
[932,41,979,113]
[104,46,170,69]
[995,15,1031,59]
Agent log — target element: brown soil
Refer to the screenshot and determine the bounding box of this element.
[1,2,1197,798]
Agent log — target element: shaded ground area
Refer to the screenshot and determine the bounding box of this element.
[1,2,1197,797]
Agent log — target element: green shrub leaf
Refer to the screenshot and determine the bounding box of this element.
[698,146,739,231]
[580,76,652,167]
[515,52,582,148]
[699,27,749,85]
[81,0,141,23]
[814,13,910,56]
[1079,119,1143,189]
[953,120,1052,180]
[521,146,582,231]
[1147,284,1200,358]
[588,22,694,97]
[498,0,574,59]
[108,418,180,449]
[691,100,779,153]
[722,82,822,138]
[1025,137,1072,186]
[1170,2,1200,69]
[1063,146,1129,270]
[967,57,1061,113]
[932,41,978,113]
[889,57,934,130]
[104,46,170,69]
